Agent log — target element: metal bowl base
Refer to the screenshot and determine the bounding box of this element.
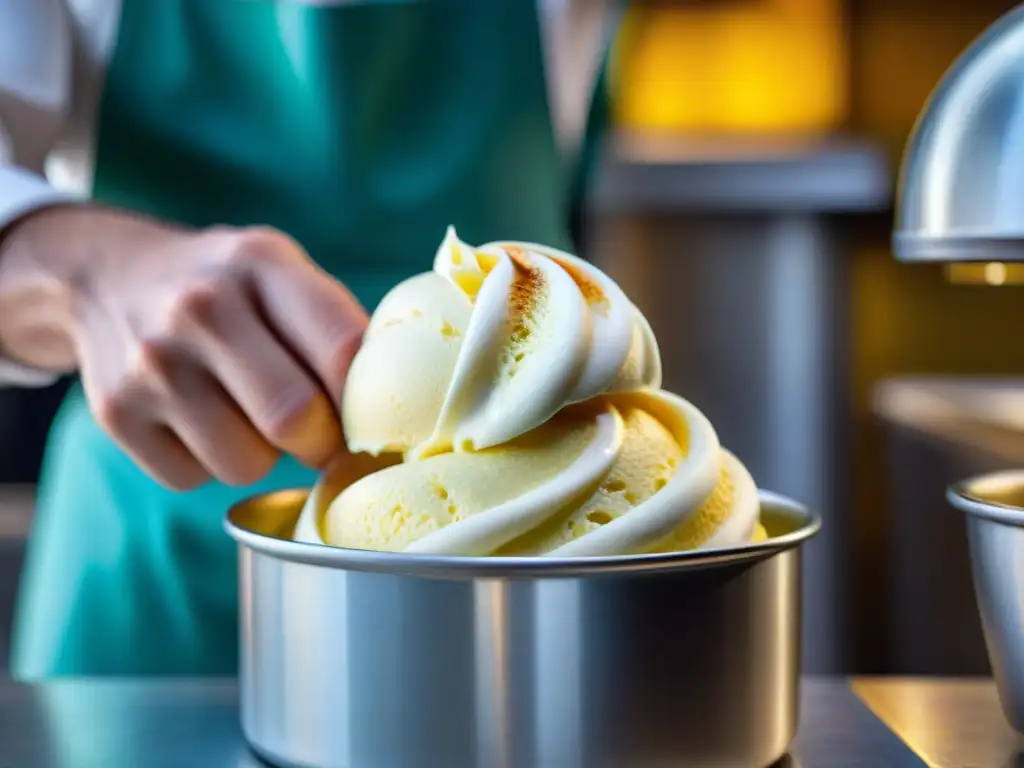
[229,490,819,768]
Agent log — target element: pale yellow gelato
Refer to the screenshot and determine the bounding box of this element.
[294,228,766,556]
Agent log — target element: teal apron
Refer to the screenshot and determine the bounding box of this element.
[11,0,609,678]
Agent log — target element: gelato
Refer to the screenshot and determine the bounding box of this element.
[295,228,767,556]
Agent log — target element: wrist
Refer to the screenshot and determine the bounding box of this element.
[0,204,86,371]
[0,203,165,372]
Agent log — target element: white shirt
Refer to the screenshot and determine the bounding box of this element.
[0,0,611,387]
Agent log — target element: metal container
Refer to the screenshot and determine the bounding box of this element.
[948,470,1024,734]
[226,490,820,768]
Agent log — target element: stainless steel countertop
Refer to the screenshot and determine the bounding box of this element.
[1,676,1015,767]
[854,678,1023,768]
[873,377,1024,463]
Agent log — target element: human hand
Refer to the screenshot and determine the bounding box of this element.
[2,208,366,489]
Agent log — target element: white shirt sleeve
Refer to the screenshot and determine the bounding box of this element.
[0,0,78,387]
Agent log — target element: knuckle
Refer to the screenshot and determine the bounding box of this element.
[93,391,134,433]
[230,227,300,268]
[112,339,179,405]
[167,280,226,331]
[134,337,176,376]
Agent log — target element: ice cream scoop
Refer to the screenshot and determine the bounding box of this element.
[295,228,766,556]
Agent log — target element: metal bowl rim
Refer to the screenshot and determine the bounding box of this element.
[224,489,820,579]
[948,468,1024,526]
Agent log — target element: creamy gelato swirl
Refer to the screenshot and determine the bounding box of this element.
[295,228,764,556]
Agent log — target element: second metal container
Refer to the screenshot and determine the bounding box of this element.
[226,490,819,768]
[948,469,1024,734]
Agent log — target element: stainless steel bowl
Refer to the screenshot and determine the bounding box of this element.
[948,470,1024,734]
[225,490,819,768]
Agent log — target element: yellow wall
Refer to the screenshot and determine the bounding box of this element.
[612,0,847,133]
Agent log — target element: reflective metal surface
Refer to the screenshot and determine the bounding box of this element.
[590,139,889,675]
[948,470,1024,733]
[226,491,819,768]
[0,677,254,768]
[855,677,1024,768]
[0,676,930,768]
[894,5,1024,263]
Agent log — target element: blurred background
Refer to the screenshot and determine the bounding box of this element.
[3,0,1024,677]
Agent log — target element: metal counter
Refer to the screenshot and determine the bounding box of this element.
[853,678,1024,768]
[1,676,1018,767]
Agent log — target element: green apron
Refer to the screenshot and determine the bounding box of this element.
[11,0,608,679]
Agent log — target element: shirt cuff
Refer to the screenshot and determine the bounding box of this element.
[0,165,77,229]
[0,166,77,388]
[0,359,59,387]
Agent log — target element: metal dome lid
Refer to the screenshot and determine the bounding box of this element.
[894,5,1024,263]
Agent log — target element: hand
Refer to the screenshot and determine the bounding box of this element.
[1,207,367,490]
